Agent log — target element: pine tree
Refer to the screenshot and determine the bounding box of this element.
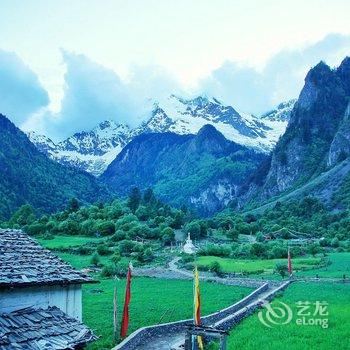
[127,187,141,213]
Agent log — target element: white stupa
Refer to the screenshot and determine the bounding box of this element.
[183,233,196,254]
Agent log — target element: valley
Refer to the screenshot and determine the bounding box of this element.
[0,58,349,350]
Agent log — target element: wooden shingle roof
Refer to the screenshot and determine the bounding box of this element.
[0,306,97,349]
[0,229,94,287]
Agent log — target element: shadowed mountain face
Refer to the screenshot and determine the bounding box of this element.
[0,114,111,219]
[239,57,350,209]
[101,124,266,215]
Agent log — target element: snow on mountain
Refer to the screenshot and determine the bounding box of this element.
[261,99,297,122]
[28,120,132,176]
[136,95,294,151]
[28,96,295,176]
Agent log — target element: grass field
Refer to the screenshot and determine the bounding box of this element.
[56,252,110,270]
[83,277,253,350]
[295,252,350,278]
[228,282,350,350]
[37,235,103,249]
[49,240,349,350]
[197,256,322,274]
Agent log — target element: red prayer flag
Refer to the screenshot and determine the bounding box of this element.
[120,264,132,338]
[288,249,292,275]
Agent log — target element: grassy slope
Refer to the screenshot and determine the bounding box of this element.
[56,252,110,270]
[295,252,350,278]
[197,256,321,274]
[37,235,104,249]
[228,282,350,350]
[83,277,253,350]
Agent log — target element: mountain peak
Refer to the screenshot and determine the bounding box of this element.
[194,124,230,153]
[197,124,222,138]
[338,56,350,71]
[98,120,117,130]
[337,56,350,91]
[305,61,333,85]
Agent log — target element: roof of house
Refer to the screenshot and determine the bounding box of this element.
[0,229,94,288]
[0,306,97,349]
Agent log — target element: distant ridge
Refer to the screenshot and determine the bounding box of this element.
[28,96,295,176]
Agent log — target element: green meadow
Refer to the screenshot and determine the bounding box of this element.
[196,255,322,274]
[295,252,350,278]
[83,277,253,350]
[37,235,103,249]
[54,244,349,350]
[56,252,110,270]
[228,282,350,350]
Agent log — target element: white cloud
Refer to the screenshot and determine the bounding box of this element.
[5,33,350,140]
[0,50,49,124]
[198,33,350,113]
[34,51,184,140]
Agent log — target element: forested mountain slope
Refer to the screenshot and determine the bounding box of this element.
[0,114,111,219]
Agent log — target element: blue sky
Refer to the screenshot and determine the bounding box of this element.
[0,0,350,139]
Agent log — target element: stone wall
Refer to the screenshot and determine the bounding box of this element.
[0,284,82,321]
[215,281,291,330]
[133,268,268,288]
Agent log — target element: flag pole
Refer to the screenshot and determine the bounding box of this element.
[113,277,118,341]
[192,265,196,350]
[120,262,132,339]
[288,247,293,278]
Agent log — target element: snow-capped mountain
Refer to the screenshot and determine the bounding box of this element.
[28,96,296,176]
[28,121,132,176]
[136,95,294,151]
[261,99,297,122]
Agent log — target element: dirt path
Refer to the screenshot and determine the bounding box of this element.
[134,257,276,288]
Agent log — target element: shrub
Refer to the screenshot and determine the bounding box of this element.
[275,263,288,278]
[114,261,130,277]
[181,253,195,263]
[226,228,239,241]
[119,240,137,256]
[256,232,264,242]
[185,222,201,239]
[58,219,80,235]
[135,206,150,221]
[137,248,155,263]
[111,251,121,265]
[250,243,267,258]
[97,243,111,256]
[161,227,175,246]
[95,220,115,236]
[198,244,231,257]
[209,261,223,276]
[76,246,93,255]
[101,264,118,277]
[308,243,322,256]
[331,237,340,247]
[90,253,100,267]
[42,232,54,240]
[110,230,128,242]
[25,223,47,236]
[268,245,287,259]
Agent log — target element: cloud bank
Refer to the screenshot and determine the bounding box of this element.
[3,33,350,139]
[38,51,183,139]
[0,50,49,125]
[199,33,350,113]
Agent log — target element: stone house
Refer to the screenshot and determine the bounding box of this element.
[0,229,97,349]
